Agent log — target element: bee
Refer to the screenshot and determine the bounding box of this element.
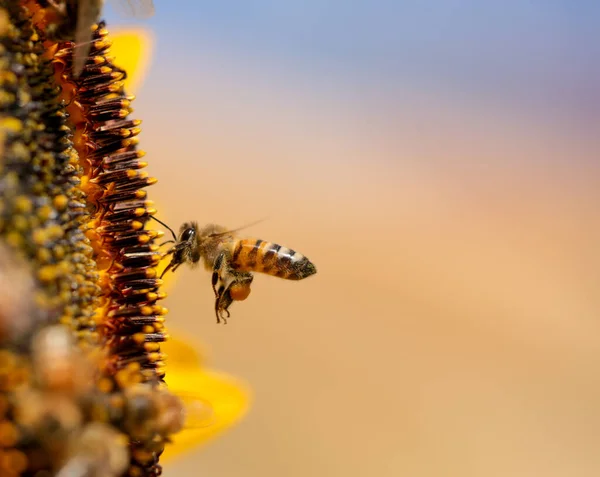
[151,217,317,324]
[39,0,155,77]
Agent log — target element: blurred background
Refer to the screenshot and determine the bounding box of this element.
[105,1,600,476]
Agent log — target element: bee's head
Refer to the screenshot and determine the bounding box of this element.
[178,222,198,244]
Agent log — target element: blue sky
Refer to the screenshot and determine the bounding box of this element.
[104,1,600,122]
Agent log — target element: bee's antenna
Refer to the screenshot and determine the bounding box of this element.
[208,218,268,238]
[148,216,178,241]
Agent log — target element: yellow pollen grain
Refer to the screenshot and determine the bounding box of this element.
[126,362,141,373]
[13,196,32,213]
[144,342,160,352]
[31,229,46,245]
[140,306,152,316]
[122,137,139,147]
[115,371,131,389]
[109,81,124,92]
[154,306,167,315]
[53,245,65,259]
[5,232,22,248]
[12,216,27,231]
[133,333,146,344]
[37,204,53,221]
[36,248,52,263]
[0,117,23,133]
[145,293,158,302]
[37,265,57,282]
[147,352,161,363]
[53,194,69,211]
[95,38,112,49]
[48,224,64,239]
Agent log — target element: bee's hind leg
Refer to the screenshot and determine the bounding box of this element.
[214,287,233,325]
[211,251,253,324]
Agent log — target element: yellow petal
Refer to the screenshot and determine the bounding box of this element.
[162,333,209,371]
[109,28,154,93]
[160,334,252,461]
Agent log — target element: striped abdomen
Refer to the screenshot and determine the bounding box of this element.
[230,238,316,280]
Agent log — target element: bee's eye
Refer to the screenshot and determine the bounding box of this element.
[180,228,195,241]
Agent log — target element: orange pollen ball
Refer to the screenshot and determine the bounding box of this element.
[229,283,251,301]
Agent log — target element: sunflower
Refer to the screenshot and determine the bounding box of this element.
[0,2,249,476]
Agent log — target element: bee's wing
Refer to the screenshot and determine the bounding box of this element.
[109,0,155,19]
[208,217,269,238]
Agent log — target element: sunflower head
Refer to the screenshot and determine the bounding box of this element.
[0,2,250,475]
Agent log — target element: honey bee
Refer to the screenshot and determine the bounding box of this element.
[39,0,155,77]
[151,218,317,324]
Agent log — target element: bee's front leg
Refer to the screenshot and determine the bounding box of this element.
[159,241,190,278]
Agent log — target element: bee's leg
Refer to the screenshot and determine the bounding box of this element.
[211,250,230,296]
[159,242,187,278]
[159,261,175,279]
[159,256,182,279]
[212,252,253,324]
[161,243,178,257]
[214,298,222,324]
[211,270,219,297]
[214,288,233,324]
